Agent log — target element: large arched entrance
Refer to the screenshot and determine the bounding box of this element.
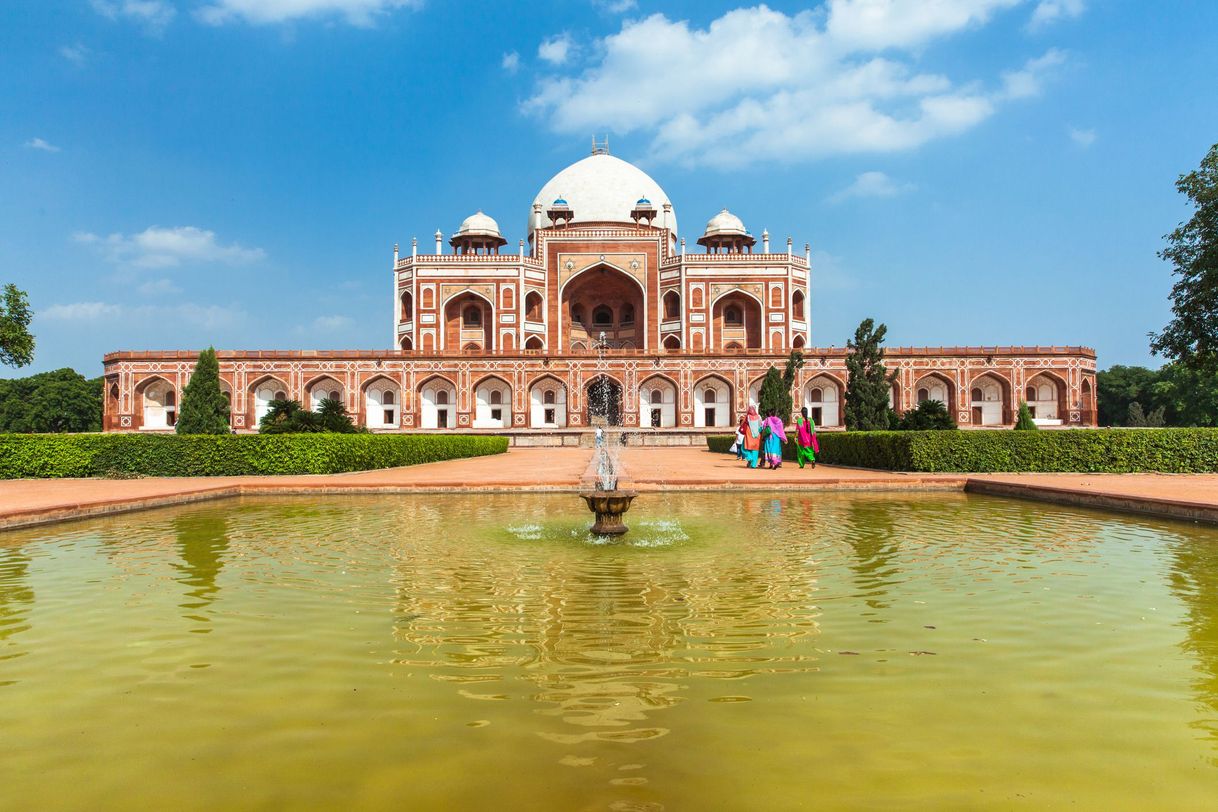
[585,375,623,426]
[562,265,645,351]
[444,292,493,352]
[638,375,677,428]
[711,291,762,350]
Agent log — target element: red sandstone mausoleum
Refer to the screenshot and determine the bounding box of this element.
[102,145,1097,439]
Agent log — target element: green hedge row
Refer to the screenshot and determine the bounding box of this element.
[0,433,509,479]
[707,429,1218,473]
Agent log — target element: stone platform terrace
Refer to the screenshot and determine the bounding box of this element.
[3,447,1218,531]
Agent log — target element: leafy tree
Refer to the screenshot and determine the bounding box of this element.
[1014,401,1038,430]
[0,368,101,432]
[757,367,787,419]
[897,399,957,430]
[176,347,230,435]
[757,351,805,421]
[259,399,308,434]
[0,284,34,368]
[1151,362,1218,427]
[844,318,894,431]
[1096,365,1160,426]
[1150,143,1218,371]
[1127,401,1166,428]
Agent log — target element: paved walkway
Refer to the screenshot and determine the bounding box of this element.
[4,446,1218,530]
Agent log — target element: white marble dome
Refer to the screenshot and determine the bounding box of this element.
[455,211,503,238]
[702,208,747,238]
[529,153,677,236]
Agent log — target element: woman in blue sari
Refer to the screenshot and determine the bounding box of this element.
[761,410,786,469]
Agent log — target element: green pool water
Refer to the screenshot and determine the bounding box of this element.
[2,492,1217,810]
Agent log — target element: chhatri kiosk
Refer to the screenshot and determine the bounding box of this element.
[102,144,1097,438]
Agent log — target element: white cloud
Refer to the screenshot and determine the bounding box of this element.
[90,0,175,35]
[825,0,1023,50]
[524,6,1069,168]
[137,278,182,295]
[42,301,244,328]
[538,33,573,65]
[59,44,89,65]
[999,48,1065,99]
[1068,125,1096,147]
[311,315,353,330]
[74,226,265,269]
[1029,0,1085,29]
[42,302,123,321]
[595,0,638,12]
[829,171,915,203]
[25,137,61,153]
[196,0,421,26]
[502,51,520,73]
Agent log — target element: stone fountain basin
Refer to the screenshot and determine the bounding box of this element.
[579,490,639,536]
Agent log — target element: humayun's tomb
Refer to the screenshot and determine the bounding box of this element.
[102,145,1097,440]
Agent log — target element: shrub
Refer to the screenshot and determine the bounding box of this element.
[1013,401,1038,431]
[897,399,956,431]
[259,398,360,434]
[707,428,1218,473]
[0,433,508,479]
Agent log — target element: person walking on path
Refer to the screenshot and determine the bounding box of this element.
[741,406,763,469]
[761,410,787,469]
[793,407,819,469]
[734,414,747,461]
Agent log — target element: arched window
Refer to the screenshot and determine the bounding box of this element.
[400,291,413,320]
[663,291,680,319]
[791,335,805,349]
[724,306,743,326]
[918,387,930,403]
[770,287,783,308]
[650,388,663,405]
[1026,386,1036,402]
[526,292,543,322]
[164,390,176,407]
[809,387,823,403]
[544,389,556,405]
[275,390,287,400]
[436,390,449,405]
[328,389,340,402]
[792,290,805,320]
[463,342,481,351]
[703,387,716,402]
[490,389,502,405]
[620,303,635,325]
[463,305,482,327]
[725,342,743,350]
[971,387,983,402]
[691,287,703,309]
[663,335,680,352]
[400,336,413,352]
[421,288,434,309]
[525,336,544,350]
[383,390,395,405]
[592,305,613,326]
[502,287,514,310]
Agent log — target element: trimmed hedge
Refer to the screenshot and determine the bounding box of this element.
[0,433,508,479]
[707,429,1218,473]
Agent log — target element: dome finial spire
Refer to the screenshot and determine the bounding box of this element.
[591,135,610,156]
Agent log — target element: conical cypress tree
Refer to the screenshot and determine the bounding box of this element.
[1014,400,1038,430]
[844,318,894,431]
[758,366,787,419]
[176,347,231,434]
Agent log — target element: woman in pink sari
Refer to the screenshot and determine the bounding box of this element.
[794,406,819,469]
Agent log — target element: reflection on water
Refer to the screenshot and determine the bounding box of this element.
[0,549,33,684]
[2,492,1218,809]
[1169,533,1218,760]
[172,513,230,632]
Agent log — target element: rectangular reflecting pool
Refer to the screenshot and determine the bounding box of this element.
[2,492,1217,809]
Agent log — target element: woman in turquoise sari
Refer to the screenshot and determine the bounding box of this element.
[761,410,786,469]
[741,406,762,469]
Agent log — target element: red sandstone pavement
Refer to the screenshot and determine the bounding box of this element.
[5,446,1218,530]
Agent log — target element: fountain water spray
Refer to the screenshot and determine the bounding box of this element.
[579,330,637,534]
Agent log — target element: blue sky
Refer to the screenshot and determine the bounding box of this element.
[2,0,1216,376]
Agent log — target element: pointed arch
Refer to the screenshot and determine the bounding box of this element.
[473,374,512,429]
[693,373,733,427]
[638,373,678,428]
[135,374,177,431]
[1024,369,1068,423]
[969,371,1011,426]
[362,374,401,430]
[912,371,955,416]
[528,374,568,428]
[417,374,457,429]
